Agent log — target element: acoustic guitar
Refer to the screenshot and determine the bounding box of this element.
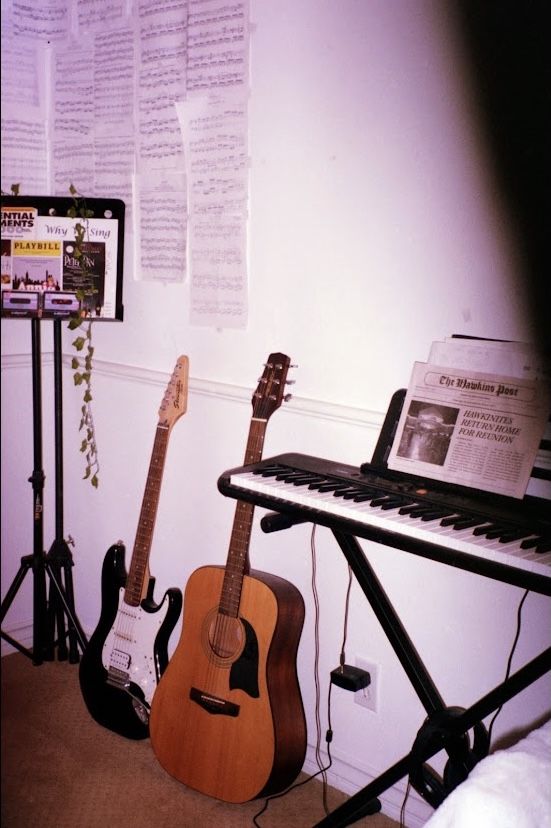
[149,353,306,803]
[79,356,189,739]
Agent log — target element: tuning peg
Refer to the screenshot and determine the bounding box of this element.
[290,363,298,368]
[285,379,296,385]
[257,376,267,383]
[284,393,293,402]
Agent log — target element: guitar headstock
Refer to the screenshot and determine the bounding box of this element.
[158,355,189,429]
[252,352,293,421]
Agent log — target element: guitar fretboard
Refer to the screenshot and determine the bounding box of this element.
[125,424,169,606]
[220,418,268,616]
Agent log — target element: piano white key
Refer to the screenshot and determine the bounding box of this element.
[231,471,551,579]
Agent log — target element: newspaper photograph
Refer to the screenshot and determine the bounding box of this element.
[387,361,551,498]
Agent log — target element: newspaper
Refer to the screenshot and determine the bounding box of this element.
[387,360,550,499]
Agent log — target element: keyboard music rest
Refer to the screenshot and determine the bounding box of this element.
[218,452,551,597]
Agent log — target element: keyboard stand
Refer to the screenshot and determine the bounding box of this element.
[259,512,551,827]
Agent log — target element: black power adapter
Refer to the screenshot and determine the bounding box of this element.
[330,665,371,692]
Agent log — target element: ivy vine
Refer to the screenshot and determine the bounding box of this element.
[66,184,100,488]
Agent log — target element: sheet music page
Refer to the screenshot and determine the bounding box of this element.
[51,42,95,195]
[94,26,137,219]
[429,338,548,381]
[76,0,126,33]
[186,0,249,94]
[1,16,43,109]
[11,0,70,41]
[133,169,187,282]
[136,0,188,170]
[49,25,136,213]
[1,105,50,195]
[177,91,249,327]
[1,11,49,195]
[92,27,135,135]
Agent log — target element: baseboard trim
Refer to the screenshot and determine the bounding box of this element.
[1,619,34,657]
[303,743,433,827]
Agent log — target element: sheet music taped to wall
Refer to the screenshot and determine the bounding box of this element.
[387,361,551,498]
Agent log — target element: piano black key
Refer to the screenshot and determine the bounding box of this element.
[497,528,532,544]
[380,498,410,510]
[407,506,446,519]
[275,472,324,485]
[440,514,465,527]
[342,488,376,500]
[451,517,485,530]
[399,503,423,515]
[370,495,399,507]
[291,475,325,485]
[316,482,353,493]
[274,470,318,482]
[332,486,371,500]
[484,526,509,540]
[472,524,495,536]
[257,466,287,478]
[420,510,456,522]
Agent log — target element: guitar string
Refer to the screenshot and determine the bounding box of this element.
[109,425,168,699]
[203,419,265,700]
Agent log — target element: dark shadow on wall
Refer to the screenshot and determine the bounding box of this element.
[453,1,549,360]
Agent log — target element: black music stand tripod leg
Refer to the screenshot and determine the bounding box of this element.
[46,537,87,661]
[45,319,88,661]
[0,317,87,664]
[1,320,50,664]
[0,552,48,664]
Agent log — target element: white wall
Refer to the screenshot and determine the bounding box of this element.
[2,2,549,826]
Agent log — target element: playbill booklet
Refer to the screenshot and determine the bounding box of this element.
[387,338,550,499]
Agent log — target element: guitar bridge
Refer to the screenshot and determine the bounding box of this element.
[107,666,130,690]
[190,686,240,717]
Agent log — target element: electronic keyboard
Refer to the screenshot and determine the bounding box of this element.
[218,452,551,596]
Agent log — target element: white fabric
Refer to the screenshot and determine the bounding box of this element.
[423,720,551,828]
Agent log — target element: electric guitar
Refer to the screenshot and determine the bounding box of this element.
[149,353,306,803]
[79,356,189,739]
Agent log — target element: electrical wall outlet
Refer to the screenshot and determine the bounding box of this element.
[354,657,380,712]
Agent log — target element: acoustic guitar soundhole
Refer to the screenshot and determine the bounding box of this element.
[202,608,245,665]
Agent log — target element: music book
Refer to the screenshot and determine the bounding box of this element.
[387,338,550,499]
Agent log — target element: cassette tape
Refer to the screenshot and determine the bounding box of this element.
[1,290,41,316]
[43,291,81,315]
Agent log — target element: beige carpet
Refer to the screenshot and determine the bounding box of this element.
[1,652,399,828]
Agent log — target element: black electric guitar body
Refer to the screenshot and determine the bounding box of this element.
[79,357,189,739]
[79,542,183,739]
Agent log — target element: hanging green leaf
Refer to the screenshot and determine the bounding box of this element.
[67,185,100,487]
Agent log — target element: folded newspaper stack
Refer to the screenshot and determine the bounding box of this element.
[386,337,550,499]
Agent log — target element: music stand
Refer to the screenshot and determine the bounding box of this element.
[0,318,87,663]
[0,194,125,664]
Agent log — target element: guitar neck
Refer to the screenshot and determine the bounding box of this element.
[125,424,170,605]
[221,418,268,616]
